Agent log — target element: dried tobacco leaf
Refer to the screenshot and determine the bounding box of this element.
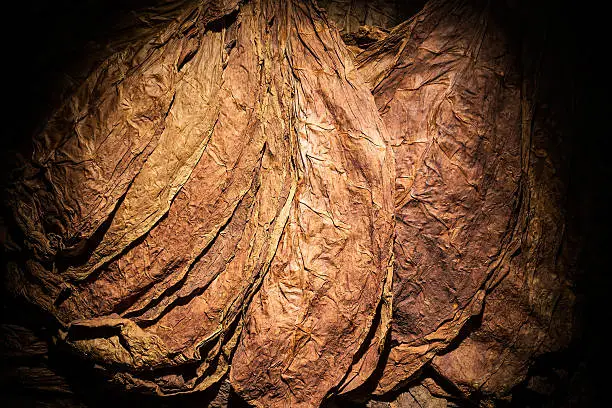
[1,0,577,406]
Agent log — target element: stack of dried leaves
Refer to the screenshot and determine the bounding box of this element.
[1,0,576,406]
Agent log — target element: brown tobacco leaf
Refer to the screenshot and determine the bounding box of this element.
[62,316,173,370]
[228,1,394,406]
[318,0,420,35]
[56,0,297,395]
[318,0,426,55]
[430,73,576,398]
[61,26,226,283]
[355,0,526,394]
[7,2,215,263]
[347,0,574,397]
[2,0,577,405]
[6,0,395,400]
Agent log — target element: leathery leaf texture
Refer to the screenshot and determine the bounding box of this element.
[2,0,575,406]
